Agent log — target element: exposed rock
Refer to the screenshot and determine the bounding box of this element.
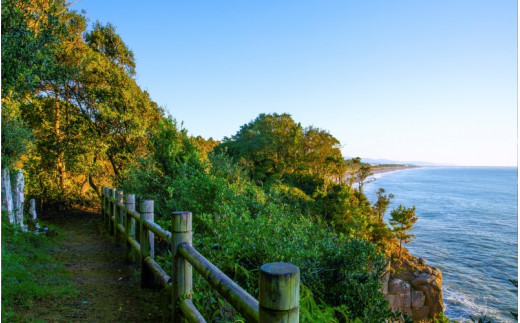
[1,167,14,224]
[385,255,444,322]
[412,305,430,320]
[411,290,425,308]
[385,294,398,311]
[27,199,40,231]
[412,273,435,287]
[403,291,412,308]
[389,278,410,294]
[12,169,26,231]
[415,284,443,319]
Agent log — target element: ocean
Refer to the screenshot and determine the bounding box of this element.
[364,167,518,322]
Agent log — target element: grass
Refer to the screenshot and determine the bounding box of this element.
[1,213,78,321]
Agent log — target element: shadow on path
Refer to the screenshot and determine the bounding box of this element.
[33,210,166,322]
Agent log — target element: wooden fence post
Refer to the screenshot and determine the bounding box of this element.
[109,188,115,236]
[140,199,155,288]
[172,211,193,322]
[125,194,136,262]
[114,190,123,243]
[259,262,300,323]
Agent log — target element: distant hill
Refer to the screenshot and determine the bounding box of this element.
[344,157,450,167]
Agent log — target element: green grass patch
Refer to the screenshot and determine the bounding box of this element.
[1,214,78,321]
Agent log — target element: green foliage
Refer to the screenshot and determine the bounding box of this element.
[1,0,66,99]
[1,214,78,321]
[122,139,393,321]
[4,2,165,207]
[389,205,418,258]
[218,113,345,187]
[1,113,32,169]
[373,188,394,222]
[434,313,461,323]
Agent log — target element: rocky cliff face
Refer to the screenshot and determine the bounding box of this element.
[383,257,443,322]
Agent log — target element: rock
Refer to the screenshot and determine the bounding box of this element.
[389,278,410,294]
[413,271,420,277]
[412,305,430,320]
[424,267,433,275]
[12,169,25,230]
[385,294,398,311]
[1,167,14,224]
[430,276,442,292]
[415,284,443,318]
[411,290,425,308]
[403,291,412,308]
[418,258,425,266]
[411,273,434,287]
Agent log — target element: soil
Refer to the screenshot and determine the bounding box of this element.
[25,209,167,322]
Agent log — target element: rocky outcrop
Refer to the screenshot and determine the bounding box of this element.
[383,258,443,322]
[1,167,14,224]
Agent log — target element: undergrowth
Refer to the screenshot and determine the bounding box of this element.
[1,213,78,321]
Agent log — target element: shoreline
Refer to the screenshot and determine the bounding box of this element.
[370,165,420,175]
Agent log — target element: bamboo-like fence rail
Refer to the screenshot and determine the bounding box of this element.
[101,186,300,322]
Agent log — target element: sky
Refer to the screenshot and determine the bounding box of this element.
[71,1,517,166]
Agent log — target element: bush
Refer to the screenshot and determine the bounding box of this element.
[120,150,393,321]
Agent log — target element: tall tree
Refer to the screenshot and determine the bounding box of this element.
[389,205,418,258]
[373,188,394,222]
[220,113,303,184]
[1,0,67,169]
[4,2,164,206]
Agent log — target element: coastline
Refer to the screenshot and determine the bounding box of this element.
[370,165,420,175]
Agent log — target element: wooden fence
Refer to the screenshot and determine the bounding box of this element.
[101,186,300,322]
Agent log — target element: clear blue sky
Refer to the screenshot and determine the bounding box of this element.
[71,1,517,166]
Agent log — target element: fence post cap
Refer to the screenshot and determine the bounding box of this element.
[140,199,154,213]
[124,194,135,204]
[260,262,299,276]
[259,262,300,311]
[172,211,192,232]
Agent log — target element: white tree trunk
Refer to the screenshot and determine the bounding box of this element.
[28,198,39,230]
[12,169,25,231]
[29,198,37,220]
[1,167,14,224]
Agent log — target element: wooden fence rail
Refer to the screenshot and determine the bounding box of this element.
[101,186,300,322]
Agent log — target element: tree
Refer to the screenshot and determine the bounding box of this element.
[5,2,164,207]
[373,188,394,222]
[345,157,374,191]
[218,113,346,188]
[219,113,304,184]
[389,205,417,258]
[1,0,67,169]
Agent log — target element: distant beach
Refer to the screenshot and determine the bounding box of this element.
[370,165,420,175]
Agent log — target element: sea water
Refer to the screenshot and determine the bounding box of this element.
[364,167,518,322]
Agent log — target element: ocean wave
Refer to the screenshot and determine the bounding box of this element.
[444,287,510,322]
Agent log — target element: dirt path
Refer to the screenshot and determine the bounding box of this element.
[31,210,166,322]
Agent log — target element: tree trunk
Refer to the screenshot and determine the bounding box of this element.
[1,167,14,224]
[88,174,100,198]
[54,94,66,192]
[12,169,26,231]
[107,153,120,178]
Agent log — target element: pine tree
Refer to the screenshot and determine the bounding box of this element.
[389,205,417,258]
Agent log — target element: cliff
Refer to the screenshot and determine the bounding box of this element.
[382,251,444,322]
